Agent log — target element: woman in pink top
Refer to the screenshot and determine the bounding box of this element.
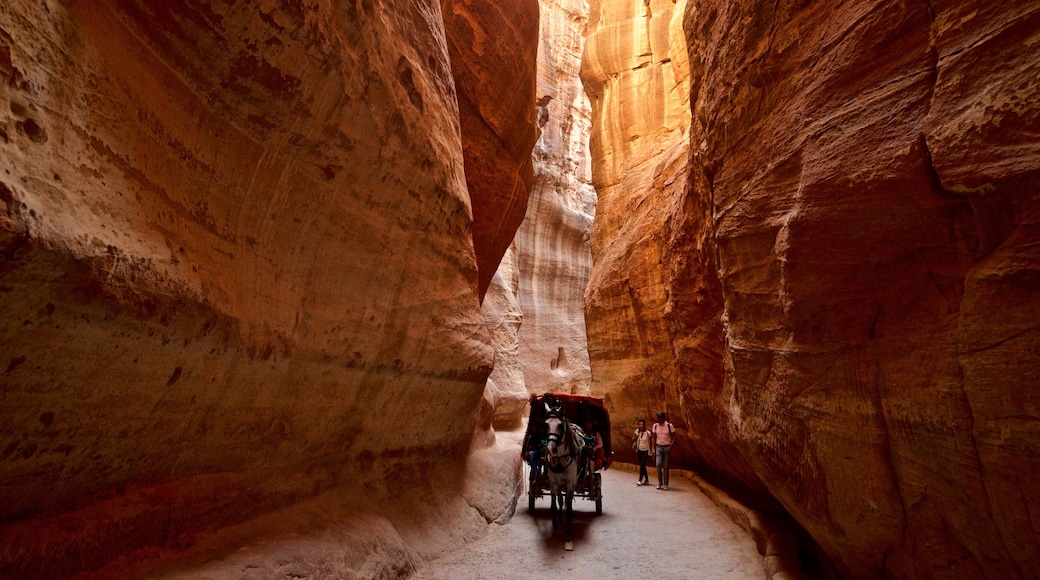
[651,411,675,490]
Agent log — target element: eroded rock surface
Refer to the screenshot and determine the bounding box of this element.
[442,0,541,300]
[581,0,720,466]
[583,0,1040,577]
[512,0,597,397]
[480,244,529,428]
[0,0,535,575]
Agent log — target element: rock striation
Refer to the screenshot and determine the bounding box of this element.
[582,0,719,468]
[480,244,529,429]
[514,0,597,397]
[583,0,1040,577]
[0,0,536,576]
[442,0,541,300]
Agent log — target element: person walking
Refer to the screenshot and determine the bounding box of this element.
[633,419,652,486]
[651,411,675,490]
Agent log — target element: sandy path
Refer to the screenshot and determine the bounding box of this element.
[411,466,766,579]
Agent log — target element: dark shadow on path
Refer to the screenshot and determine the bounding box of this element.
[525,499,613,557]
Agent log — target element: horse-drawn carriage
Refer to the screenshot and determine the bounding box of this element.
[521,393,612,520]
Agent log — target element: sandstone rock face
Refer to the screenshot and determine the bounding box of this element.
[513,0,597,397]
[684,1,1040,576]
[0,0,536,575]
[582,0,730,473]
[584,0,1040,577]
[480,244,530,428]
[442,0,541,299]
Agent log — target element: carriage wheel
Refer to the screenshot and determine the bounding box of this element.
[528,487,536,513]
[593,473,603,515]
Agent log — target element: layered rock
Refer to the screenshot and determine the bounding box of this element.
[684,1,1040,576]
[514,0,597,396]
[584,0,1040,577]
[582,0,730,472]
[480,244,529,429]
[442,0,541,299]
[0,0,536,575]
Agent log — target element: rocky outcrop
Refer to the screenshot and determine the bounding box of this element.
[481,244,529,428]
[584,0,1040,577]
[0,0,536,575]
[514,0,597,396]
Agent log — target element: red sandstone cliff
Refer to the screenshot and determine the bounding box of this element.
[582,0,727,472]
[442,0,540,300]
[583,0,1040,577]
[0,0,537,576]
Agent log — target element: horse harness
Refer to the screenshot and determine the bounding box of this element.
[545,414,583,473]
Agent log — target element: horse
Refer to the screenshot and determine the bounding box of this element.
[543,407,587,551]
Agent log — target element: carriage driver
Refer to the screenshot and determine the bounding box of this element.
[526,426,548,481]
[585,421,607,471]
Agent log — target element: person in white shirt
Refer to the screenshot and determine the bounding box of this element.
[632,419,652,486]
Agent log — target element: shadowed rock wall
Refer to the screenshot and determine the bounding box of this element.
[685,1,1040,576]
[584,0,1040,577]
[0,0,537,576]
[442,0,540,300]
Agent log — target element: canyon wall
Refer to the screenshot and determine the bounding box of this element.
[0,0,536,576]
[582,0,733,474]
[443,0,540,300]
[584,0,1040,577]
[514,0,597,397]
[481,244,529,428]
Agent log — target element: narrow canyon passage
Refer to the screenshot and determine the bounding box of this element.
[2,0,1039,578]
[80,431,766,579]
[411,434,765,580]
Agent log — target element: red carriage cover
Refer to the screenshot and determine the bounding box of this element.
[521,392,612,463]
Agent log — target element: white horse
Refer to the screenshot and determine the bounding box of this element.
[543,409,587,551]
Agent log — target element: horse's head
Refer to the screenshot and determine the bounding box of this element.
[543,412,569,465]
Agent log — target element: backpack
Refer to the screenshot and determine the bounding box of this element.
[653,422,674,438]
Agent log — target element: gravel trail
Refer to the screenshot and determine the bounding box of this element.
[411,466,766,579]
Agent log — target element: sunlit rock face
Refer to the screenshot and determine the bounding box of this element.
[481,244,529,428]
[0,0,535,575]
[581,0,731,472]
[585,0,1040,576]
[513,0,597,397]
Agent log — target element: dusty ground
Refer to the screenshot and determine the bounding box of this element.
[410,464,767,579]
[80,429,765,579]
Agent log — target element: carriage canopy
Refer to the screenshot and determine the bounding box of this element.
[522,392,612,460]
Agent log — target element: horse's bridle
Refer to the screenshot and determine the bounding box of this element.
[544,413,576,473]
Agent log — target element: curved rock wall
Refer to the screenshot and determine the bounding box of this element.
[584,0,1040,577]
[0,0,536,575]
[481,243,529,428]
[685,1,1040,576]
[582,0,730,471]
[442,0,540,300]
